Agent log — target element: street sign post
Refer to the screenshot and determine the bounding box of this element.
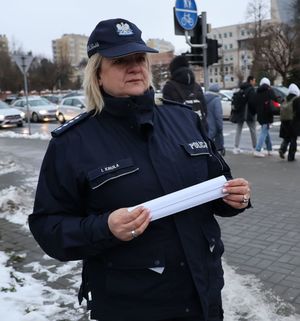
[12,53,34,135]
[175,0,198,31]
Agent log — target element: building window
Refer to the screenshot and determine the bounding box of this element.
[218,34,222,39]
[241,30,245,36]
[229,32,233,37]
[229,44,233,49]
[224,33,227,38]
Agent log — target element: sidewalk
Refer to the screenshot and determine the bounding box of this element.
[0,136,299,318]
[219,150,300,314]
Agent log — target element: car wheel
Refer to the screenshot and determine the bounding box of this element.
[17,122,23,127]
[32,112,39,123]
[57,113,65,124]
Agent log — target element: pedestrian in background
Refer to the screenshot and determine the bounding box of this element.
[232,76,257,154]
[162,55,208,131]
[279,83,300,161]
[204,83,225,156]
[253,77,277,158]
[29,18,251,321]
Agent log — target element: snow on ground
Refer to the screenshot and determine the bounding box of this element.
[0,130,50,140]
[0,251,85,321]
[0,133,299,321]
[0,158,20,175]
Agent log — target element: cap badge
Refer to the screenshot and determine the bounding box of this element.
[116,22,134,36]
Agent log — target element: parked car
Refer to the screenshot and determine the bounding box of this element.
[272,86,288,103]
[42,94,63,105]
[56,96,87,124]
[219,90,234,119]
[62,90,84,99]
[0,100,24,128]
[11,97,57,122]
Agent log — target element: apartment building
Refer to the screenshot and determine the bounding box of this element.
[271,0,295,25]
[52,34,88,67]
[206,0,295,88]
[0,35,9,53]
[207,22,255,88]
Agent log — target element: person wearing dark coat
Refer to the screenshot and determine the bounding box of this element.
[162,55,208,131]
[204,84,225,156]
[279,83,300,161]
[28,18,252,321]
[253,77,278,157]
[233,76,257,154]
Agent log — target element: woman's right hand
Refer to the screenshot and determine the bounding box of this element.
[108,206,151,241]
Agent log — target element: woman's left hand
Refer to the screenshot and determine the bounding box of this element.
[222,178,251,209]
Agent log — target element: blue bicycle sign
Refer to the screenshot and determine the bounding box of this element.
[175,0,198,31]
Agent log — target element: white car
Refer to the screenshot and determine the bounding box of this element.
[0,100,24,128]
[56,96,87,124]
[219,90,234,119]
[11,96,57,122]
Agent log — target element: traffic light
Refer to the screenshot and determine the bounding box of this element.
[189,17,203,66]
[206,38,222,66]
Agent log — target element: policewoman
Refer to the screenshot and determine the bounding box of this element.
[29,18,251,321]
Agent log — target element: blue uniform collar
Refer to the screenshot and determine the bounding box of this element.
[102,88,155,131]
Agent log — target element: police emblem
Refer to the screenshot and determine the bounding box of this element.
[116,22,134,35]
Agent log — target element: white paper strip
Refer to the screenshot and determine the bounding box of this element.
[128,175,228,221]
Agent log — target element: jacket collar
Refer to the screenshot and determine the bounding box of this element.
[101,88,155,131]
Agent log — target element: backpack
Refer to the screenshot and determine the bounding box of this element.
[231,89,248,112]
[168,80,207,120]
[280,96,296,121]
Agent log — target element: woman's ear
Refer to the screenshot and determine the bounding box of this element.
[98,77,102,86]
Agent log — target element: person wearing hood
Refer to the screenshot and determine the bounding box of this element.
[28,18,252,321]
[279,83,300,161]
[162,55,207,131]
[232,76,257,154]
[204,84,225,156]
[253,77,278,157]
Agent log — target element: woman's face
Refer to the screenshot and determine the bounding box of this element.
[98,53,151,97]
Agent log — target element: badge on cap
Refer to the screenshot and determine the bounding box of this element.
[116,22,134,36]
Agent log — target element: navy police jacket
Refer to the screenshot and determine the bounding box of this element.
[29,89,244,321]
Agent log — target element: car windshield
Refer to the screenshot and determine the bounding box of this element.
[29,99,51,106]
[0,101,10,109]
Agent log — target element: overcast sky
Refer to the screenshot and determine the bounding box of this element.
[2,0,270,59]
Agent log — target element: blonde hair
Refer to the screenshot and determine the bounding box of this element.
[83,53,152,114]
[83,53,104,113]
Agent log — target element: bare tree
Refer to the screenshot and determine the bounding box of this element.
[259,23,297,85]
[246,0,270,80]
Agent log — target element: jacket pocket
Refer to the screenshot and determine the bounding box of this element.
[180,140,210,181]
[87,158,139,190]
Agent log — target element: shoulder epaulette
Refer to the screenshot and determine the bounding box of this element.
[51,111,93,137]
[160,98,192,110]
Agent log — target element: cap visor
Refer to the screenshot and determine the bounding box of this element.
[99,43,158,58]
